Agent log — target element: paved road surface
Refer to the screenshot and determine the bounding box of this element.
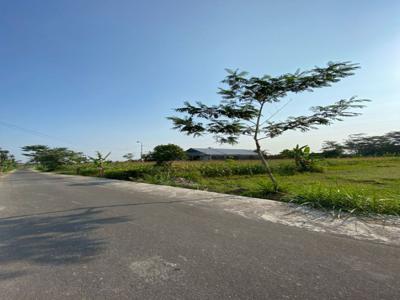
[0,170,399,299]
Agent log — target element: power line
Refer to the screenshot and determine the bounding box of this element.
[0,120,145,156]
[0,120,76,145]
[260,98,294,126]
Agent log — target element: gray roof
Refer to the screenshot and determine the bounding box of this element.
[186,148,257,156]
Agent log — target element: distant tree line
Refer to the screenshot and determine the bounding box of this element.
[0,148,16,173]
[20,131,399,175]
[21,144,187,174]
[341,131,400,156]
[279,131,400,158]
[22,145,87,171]
[21,131,399,171]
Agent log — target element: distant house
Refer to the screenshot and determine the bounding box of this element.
[186,148,259,160]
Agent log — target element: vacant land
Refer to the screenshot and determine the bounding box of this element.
[56,157,400,215]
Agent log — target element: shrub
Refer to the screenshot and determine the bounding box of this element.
[152,144,186,165]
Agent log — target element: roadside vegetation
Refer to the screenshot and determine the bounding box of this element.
[0,148,17,173]
[20,129,400,216]
[53,156,400,216]
[16,60,399,216]
[21,145,87,172]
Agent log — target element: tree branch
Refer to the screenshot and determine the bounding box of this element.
[263,97,370,138]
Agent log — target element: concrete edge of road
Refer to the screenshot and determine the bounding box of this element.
[0,169,16,178]
[23,170,400,246]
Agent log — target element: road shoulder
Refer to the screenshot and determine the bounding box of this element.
[40,171,400,246]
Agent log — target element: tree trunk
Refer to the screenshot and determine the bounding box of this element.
[253,102,279,192]
[255,138,279,192]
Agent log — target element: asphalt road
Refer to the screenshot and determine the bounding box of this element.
[0,170,399,299]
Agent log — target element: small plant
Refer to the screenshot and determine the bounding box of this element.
[258,181,286,196]
[292,145,321,172]
[89,151,111,177]
[293,145,312,171]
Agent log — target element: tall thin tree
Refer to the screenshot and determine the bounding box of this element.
[168,62,369,190]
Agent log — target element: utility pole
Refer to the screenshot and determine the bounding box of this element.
[136,141,143,161]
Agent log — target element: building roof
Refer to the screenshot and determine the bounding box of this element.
[186,148,257,156]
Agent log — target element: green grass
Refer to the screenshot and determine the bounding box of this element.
[55,157,400,215]
[0,166,16,174]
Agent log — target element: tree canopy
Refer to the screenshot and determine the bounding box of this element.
[22,145,87,171]
[321,141,345,157]
[0,148,16,172]
[151,144,186,165]
[169,61,369,190]
[343,131,400,156]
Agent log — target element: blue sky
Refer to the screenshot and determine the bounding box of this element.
[1,0,399,160]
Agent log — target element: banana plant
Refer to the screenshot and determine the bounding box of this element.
[292,145,313,171]
[89,151,111,177]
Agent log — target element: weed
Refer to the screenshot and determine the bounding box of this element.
[284,185,400,215]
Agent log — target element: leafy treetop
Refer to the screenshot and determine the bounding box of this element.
[152,144,186,165]
[168,61,369,190]
[169,62,368,144]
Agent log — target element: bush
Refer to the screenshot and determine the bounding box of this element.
[152,144,186,165]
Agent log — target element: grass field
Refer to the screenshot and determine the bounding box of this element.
[56,157,400,215]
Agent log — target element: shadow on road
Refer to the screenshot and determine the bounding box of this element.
[1,170,112,187]
[0,208,130,280]
[1,176,68,183]
[0,195,232,221]
[0,270,28,281]
[67,180,113,187]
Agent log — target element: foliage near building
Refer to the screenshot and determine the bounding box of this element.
[151,144,186,165]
